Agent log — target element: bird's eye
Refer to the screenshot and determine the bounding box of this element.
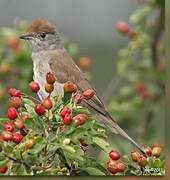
[40,33,46,39]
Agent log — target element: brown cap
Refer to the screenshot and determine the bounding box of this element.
[27,18,55,33]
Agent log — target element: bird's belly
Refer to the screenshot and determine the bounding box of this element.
[32,53,64,100]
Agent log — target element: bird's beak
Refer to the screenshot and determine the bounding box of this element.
[19,33,34,40]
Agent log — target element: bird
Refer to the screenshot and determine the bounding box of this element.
[20,18,145,154]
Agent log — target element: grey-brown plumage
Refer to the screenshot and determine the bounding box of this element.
[20,18,145,154]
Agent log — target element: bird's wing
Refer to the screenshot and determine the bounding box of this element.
[48,50,107,114]
[48,50,145,154]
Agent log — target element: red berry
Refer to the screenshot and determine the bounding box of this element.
[60,106,71,118]
[46,72,56,84]
[117,162,126,173]
[74,94,84,104]
[73,114,87,126]
[135,83,145,93]
[0,166,8,173]
[29,81,40,93]
[109,150,121,161]
[9,97,22,109]
[1,131,13,141]
[144,147,152,156]
[131,151,140,162]
[64,81,77,93]
[14,119,24,129]
[12,133,23,144]
[8,88,21,97]
[34,104,45,116]
[42,98,53,110]
[3,122,14,132]
[116,22,130,35]
[107,159,118,174]
[45,83,54,93]
[7,107,17,120]
[138,155,147,167]
[83,89,95,100]
[63,114,72,125]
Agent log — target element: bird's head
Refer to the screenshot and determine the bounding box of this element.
[20,18,64,52]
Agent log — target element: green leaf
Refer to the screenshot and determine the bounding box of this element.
[81,167,105,176]
[92,136,109,152]
[22,98,35,107]
[62,93,72,104]
[25,104,36,117]
[72,107,89,115]
[28,136,46,154]
[14,164,28,175]
[153,159,165,168]
[0,160,8,167]
[62,145,76,154]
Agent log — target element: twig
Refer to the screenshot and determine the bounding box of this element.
[4,153,30,169]
[21,93,41,104]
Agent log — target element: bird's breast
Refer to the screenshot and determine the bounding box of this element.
[32,51,64,100]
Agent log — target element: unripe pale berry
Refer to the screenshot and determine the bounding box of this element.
[45,83,54,93]
[25,138,35,150]
[73,114,87,126]
[14,119,24,129]
[34,104,45,116]
[64,81,77,93]
[131,151,140,162]
[46,72,56,84]
[152,146,162,158]
[29,81,40,93]
[7,107,17,120]
[1,131,13,141]
[9,97,22,109]
[42,98,53,110]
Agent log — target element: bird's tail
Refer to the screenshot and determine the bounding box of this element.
[102,113,145,154]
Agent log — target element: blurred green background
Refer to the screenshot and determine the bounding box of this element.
[0,0,165,175]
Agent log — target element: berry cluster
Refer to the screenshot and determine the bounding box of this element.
[107,150,126,175]
[131,145,163,167]
[116,21,137,38]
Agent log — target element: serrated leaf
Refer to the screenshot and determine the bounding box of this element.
[92,136,109,152]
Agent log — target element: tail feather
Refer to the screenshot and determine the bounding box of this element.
[103,114,145,154]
